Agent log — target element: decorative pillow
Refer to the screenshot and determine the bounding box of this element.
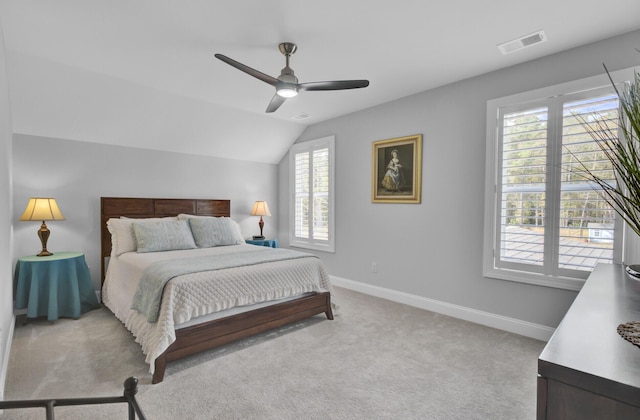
[188,217,244,247]
[132,219,197,253]
[107,217,177,256]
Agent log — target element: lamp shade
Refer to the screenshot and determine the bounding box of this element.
[19,198,65,221]
[250,201,271,217]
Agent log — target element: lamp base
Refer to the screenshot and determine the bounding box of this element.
[37,221,52,257]
[252,235,265,240]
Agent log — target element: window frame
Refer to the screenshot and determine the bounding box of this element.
[289,135,335,253]
[483,69,634,290]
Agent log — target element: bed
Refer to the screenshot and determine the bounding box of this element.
[100,197,334,384]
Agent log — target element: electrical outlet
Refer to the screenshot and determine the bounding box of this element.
[371,262,378,273]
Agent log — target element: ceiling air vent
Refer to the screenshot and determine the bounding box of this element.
[290,112,312,121]
[497,30,547,55]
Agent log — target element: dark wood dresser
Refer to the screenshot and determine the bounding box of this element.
[537,264,640,419]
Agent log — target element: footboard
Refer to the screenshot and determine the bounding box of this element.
[153,291,333,383]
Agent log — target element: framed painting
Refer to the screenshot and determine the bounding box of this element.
[372,134,422,203]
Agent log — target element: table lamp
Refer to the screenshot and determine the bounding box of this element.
[19,197,65,256]
[250,201,271,240]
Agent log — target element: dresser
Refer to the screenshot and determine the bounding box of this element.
[537,264,640,419]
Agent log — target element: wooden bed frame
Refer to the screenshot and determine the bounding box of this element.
[100,197,333,384]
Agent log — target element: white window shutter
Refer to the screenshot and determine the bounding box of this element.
[485,83,624,289]
[290,136,335,252]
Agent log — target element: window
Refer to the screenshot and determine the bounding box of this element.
[289,135,335,252]
[484,77,629,290]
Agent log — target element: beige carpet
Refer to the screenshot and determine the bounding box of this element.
[3,287,545,419]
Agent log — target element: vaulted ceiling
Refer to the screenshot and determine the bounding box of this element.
[1,1,639,163]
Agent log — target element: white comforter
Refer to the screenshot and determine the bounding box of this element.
[102,245,333,373]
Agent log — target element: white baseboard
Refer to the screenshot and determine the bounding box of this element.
[0,313,16,402]
[330,276,555,342]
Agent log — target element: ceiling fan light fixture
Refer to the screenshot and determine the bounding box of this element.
[276,85,298,98]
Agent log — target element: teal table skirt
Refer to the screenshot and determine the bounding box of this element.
[14,252,100,321]
[245,239,278,248]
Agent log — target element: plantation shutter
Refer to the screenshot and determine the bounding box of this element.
[290,136,335,252]
[559,94,619,270]
[294,151,311,239]
[498,106,548,268]
[310,148,330,240]
[495,90,619,276]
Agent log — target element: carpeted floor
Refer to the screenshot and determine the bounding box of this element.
[3,287,545,419]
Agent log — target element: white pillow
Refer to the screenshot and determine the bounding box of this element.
[107,216,177,256]
[132,219,197,253]
[187,216,245,247]
[177,213,210,220]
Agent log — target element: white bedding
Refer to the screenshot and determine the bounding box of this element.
[102,244,333,373]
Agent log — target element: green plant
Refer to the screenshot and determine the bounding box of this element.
[577,66,640,237]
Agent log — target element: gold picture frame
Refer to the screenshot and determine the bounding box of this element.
[372,134,422,203]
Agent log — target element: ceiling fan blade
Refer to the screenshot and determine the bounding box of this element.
[214,54,278,87]
[298,80,370,91]
[266,94,287,113]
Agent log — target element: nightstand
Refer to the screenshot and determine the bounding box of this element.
[245,238,279,248]
[14,252,100,321]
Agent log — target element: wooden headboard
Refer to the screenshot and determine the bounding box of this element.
[100,197,231,284]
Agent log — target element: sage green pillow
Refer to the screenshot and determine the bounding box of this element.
[132,220,197,253]
[188,217,244,247]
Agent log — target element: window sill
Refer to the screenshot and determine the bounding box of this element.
[483,267,585,291]
[290,241,335,253]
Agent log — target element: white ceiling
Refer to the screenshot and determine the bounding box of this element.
[1,1,639,163]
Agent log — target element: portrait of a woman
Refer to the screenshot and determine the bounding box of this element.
[372,134,422,203]
[381,149,405,191]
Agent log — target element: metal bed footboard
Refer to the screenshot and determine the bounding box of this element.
[0,377,146,420]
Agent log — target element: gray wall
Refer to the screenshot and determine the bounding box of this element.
[278,30,640,329]
[12,135,279,292]
[0,19,14,398]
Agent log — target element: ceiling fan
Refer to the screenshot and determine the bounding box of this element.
[215,42,369,113]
